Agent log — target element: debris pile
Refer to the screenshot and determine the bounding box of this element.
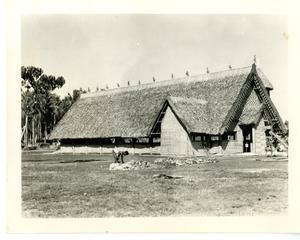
[154,157,218,166]
[109,160,151,171]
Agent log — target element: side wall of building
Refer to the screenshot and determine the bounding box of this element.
[220,125,244,154]
[59,143,160,155]
[160,107,244,156]
[160,107,191,155]
[255,116,267,155]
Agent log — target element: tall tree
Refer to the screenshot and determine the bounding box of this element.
[21,66,65,145]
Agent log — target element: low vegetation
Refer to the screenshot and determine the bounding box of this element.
[22,152,288,217]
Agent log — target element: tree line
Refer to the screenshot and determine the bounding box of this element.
[21,66,84,146]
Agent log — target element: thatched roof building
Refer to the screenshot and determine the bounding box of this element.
[50,64,284,155]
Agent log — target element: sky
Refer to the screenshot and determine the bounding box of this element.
[22,15,288,120]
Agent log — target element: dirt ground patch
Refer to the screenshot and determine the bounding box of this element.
[22,152,288,217]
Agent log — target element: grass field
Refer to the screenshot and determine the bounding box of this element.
[22,152,288,217]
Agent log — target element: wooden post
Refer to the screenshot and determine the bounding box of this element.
[149,136,153,155]
[132,138,136,155]
[218,134,222,146]
[100,139,103,154]
[252,127,256,154]
[85,139,88,154]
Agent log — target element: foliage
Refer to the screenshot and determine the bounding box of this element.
[282,120,289,146]
[21,66,78,145]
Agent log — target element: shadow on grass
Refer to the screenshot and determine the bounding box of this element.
[59,159,108,164]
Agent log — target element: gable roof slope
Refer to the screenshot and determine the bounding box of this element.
[49,65,274,139]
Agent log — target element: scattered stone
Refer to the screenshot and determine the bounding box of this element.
[109,163,126,171]
[154,157,218,167]
[258,198,262,201]
[109,160,151,171]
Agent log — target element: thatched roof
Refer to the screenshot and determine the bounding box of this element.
[50,65,274,139]
[166,96,210,133]
[239,104,264,125]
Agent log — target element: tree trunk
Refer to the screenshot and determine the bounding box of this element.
[38,114,42,142]
[34,116,37,144]
[32,116,35,145]
[24,115,28,145]
[44,121,47,143]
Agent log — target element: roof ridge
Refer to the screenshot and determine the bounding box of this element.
[81,65,252,99]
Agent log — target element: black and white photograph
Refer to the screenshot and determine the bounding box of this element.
[19,14,290,219]
[4,0,300,237]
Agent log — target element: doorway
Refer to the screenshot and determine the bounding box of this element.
[241,125,253,152]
